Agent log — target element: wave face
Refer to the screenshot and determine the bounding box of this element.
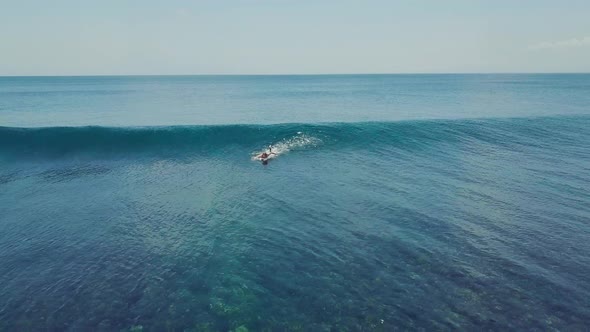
[2,116,589,159]
[0,124,321,158]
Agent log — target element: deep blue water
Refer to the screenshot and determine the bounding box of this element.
[1,75,590,331]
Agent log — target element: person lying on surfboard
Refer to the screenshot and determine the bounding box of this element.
[258,145,276,159]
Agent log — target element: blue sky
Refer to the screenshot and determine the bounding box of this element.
[1,0,589,75]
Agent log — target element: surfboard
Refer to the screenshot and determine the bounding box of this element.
[255,153,276,162]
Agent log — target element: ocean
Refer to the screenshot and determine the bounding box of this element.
[1,74,589,331]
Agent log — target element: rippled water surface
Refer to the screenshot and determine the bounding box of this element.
[1,75,590,331]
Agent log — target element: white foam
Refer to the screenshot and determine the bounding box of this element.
[251,132,321,161]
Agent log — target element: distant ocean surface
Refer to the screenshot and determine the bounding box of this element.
[1,74,589,331]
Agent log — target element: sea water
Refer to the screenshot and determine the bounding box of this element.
[1,75,589,331]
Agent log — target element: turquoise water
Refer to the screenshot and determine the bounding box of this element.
[1,75,590,331]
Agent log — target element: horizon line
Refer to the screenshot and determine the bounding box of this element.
[1,72,590,78]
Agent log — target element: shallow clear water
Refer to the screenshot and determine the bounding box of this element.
[1,75,590,331]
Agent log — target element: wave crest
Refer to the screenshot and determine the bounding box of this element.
[1,116,588,159]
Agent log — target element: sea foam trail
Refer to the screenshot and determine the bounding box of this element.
[251,132,322,161]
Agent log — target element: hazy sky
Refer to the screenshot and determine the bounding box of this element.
[1,0,589,75]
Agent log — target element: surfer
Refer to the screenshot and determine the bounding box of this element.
[258,145,276,160]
